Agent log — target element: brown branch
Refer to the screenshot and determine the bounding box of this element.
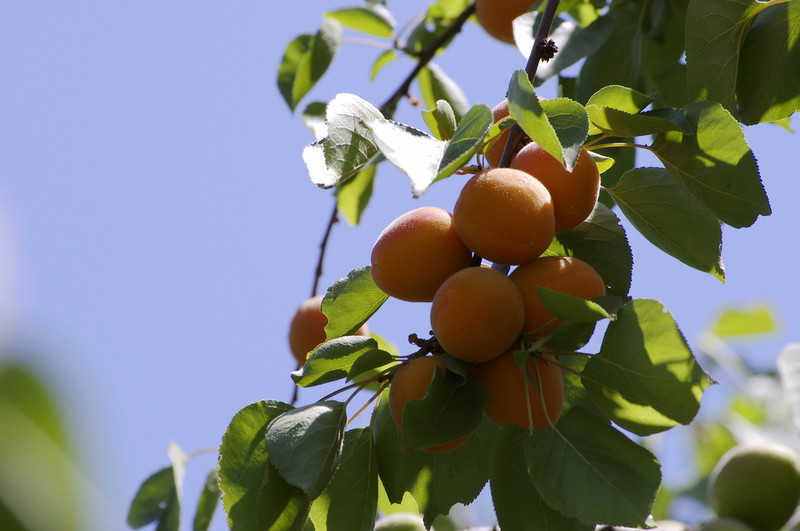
[498,0,562,168]
[311,201,339,298]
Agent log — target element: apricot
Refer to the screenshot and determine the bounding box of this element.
[474,350,564,429]
[371,207,472,302]
[430,267,524,363]
[475,0,541,44]
[389,355,469,453]
[453,167,555,265]
[708,443,800,531]
[510,144,600,232]
[288,295,369,366]
[484,100,514,168]
[509,256,606,337]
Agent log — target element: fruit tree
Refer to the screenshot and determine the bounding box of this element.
[127,0,800,530]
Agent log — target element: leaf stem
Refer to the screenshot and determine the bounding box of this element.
[498,0,562,168]
[589,141,652,152]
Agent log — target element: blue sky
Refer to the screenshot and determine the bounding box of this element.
[1,2,798,529]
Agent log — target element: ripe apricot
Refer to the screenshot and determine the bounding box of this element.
[509,256,606,337]
[475,0,541,44]
[453,167,555,265]
[510,144,600,232]
[389,355,469,453]
[371,207,472,302]
[430,267,524,363]
[288,295,369,366]
[474,350,564,429]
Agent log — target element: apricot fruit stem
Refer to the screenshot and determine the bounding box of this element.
[347,382,389,426]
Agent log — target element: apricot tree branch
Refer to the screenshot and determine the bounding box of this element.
[498,0,562,168]
[312,203,339,297]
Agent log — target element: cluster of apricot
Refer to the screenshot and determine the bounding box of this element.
[370,100,604,452]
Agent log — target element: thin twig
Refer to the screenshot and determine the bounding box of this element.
[311,202,339,298]
[498,0,562,168]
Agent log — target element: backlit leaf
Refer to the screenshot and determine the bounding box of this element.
[322,266,388,339]
[507,70,562,165]
[278,20,342,112]
[651,101,771,228]
[536,287,610,323]
[418,63,469,121]
[292,336,381,387]
[192,466,220,531]
[527,407,661,527]
[336,164,376,226]
[422,100,458,141]
[711,305,777,337]
[127,467,179,530]
[265,402,347,499]
[583,299,711,435]
[608,167,725,281]
[326,5,396,38]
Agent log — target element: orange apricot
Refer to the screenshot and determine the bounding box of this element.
[430,266,524,363]
[371,206,473,302]
[510,144,600,232]
[474,349,564,429]
[484,100,514,169]
[389,355,469,453]
[475,0,541,44]
[509,256,606,337]
[288,295,369,366]
[453,167,555,265]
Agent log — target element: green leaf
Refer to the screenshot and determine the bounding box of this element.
[608,167,725,281]
[127,467,180,530]
[536,286,610,323]
[545,203,633,297]
[586,85,654,116]
[336,164,376,226]
[372,390,429,505]
[490,425,592,531]
[326,5,396,38]
[536,15,615,82]
[322,266,388,338]
[410,419,499,528]
[399,367,490,450]
[366,105,491,197]
[193,466,221,531]
[348,348,396,382]
[292,336,382,387]
[527,407,662,527]
[507,70,563,165]
[651,101,771,228]
[265,401,347,499]
[278,20,342,112]
[218,401,310,531]
[539,98,591,171]
[737,0,800,124]
[310,428,379,531]
[584,85,686,137]
[371,49,397,80]
[418,63,469,121]
[685,0,774,113]
[711,304,777,337]
[583,299,711,436]
[422,100,458,141]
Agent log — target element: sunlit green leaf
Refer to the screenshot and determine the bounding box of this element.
[583,299,711,435]
[310,428,378,531]
[651,101,771,228]
[326,5,396,38]
[292,336,381,387]
[527,407,661,527]
[323,266,388,339]
[418,63,469,121]
[608,167,725,281]
[422,100,457,141]
[218,401,310,531]
[507,70,562,165]
[371,49,397,80]
[336,164,376,226]
[539,98,590,170]
[712,305,777,337]
[278,20,342,112]
[265,402,347,499]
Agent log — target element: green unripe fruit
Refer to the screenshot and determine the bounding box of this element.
[699,517,756,531]
[708,443,800,531]
[373,512,426,531]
